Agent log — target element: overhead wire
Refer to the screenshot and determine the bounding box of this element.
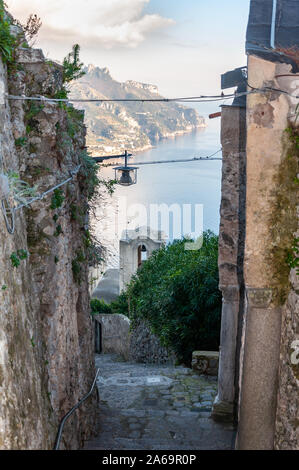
[5,91,240,103]
[101,149,223,168]
[5,86,299,104]
[2,51,299,234]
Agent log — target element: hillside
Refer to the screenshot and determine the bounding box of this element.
[70,65,206,156]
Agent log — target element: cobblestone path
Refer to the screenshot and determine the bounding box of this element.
[84,354,236,450]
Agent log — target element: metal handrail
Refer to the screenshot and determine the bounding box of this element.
[53,368,100,450]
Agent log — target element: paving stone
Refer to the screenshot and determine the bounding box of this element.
[173,401,185,408]
[201,401,213,407]
[129,423,142,430]
[129,431,142,439]
[127,417,138,423]
[84,353,235,450]
[197,412,212,418]
[165,410,180,416]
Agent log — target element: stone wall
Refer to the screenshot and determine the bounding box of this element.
[273,74,299,450]
[94,314,131,360]
[129,319,176,365]
[192,351,219,376]
[275,267,299,449]
[0,34,96,448]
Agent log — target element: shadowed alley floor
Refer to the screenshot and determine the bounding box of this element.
[84,354,236,450]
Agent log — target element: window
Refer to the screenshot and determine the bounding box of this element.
[138,244,148,268]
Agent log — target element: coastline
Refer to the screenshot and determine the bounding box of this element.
[89,122,207,157]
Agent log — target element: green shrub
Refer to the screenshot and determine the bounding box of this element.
[72,250,86,284]
[15,137,27,147]
[126,231,222,364]
[0,3,16,63]
[90,298,112,315]
[62,44,85,84]
[90,291,129,315]
[54,224,63,237]
[50,188,65,210]
[78,150,100,200]
[10,249,28,268]
[48,45,85,105]
[110,291,129,315]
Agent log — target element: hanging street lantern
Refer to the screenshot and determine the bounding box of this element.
[93,150,138,187]
[113,151,138,187]
[113,166,138,186]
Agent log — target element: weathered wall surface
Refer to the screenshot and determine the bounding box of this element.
[94,314,130,360]
[212,104,246,423]
[273,72,299,450]
[129,319,176,365]
[237,55,299,450]
[192,351,219,377]
[0,38,96,448]
[275,267,299,449]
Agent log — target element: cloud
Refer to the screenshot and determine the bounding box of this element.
[6,0,175,49]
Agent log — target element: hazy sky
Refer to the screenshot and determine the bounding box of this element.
[7,0,251,97]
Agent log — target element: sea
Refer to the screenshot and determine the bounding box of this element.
[95,105,222,269]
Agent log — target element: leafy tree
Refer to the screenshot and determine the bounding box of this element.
[125,231,222,364]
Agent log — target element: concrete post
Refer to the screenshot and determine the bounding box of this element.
[212,105,246,422]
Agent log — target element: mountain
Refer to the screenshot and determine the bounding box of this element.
[70,65,206,156]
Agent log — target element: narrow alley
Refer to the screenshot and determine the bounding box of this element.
[84,354,235,450]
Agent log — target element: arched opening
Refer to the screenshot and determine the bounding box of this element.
[137,244,148,268]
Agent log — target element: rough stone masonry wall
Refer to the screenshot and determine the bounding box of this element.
[275,264,299,449]
[0,41,96,448]
[129,319,176,365]
[273,72,299,450]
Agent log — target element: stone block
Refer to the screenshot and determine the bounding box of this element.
[129,319,176,365]
[191,351,219,376]
[16,48,45,64]
[94,314,131,360]
[0,174,9,199]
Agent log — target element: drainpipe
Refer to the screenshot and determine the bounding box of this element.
[270,0,277,49]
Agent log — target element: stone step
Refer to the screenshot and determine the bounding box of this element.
[84,353,234,451]
[85,436,233,450]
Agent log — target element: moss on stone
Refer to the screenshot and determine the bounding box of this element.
[28,165,51,180]
[291,362,299,380]
[267,124,299,305]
